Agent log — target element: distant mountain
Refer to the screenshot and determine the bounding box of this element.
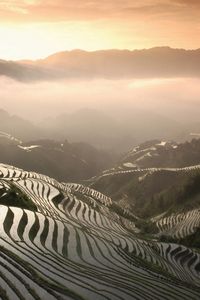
[0,132,116,181]
[42,108,133,151]
[0,109,44,141]
[0,59,59,81]
[41,47,200,79]
[0,107,197,152]
[42,108,186,152]
[1,47,200,81]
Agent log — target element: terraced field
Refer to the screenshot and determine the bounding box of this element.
[89,160,200,243]
[154,208,200,239]
[0,164,200,299]
[88,138,200,184]
[89,164,200,184]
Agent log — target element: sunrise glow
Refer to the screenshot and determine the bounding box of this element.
[0,1,200,60]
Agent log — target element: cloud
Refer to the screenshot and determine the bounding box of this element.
[1,76,200,127]
[174,0,200,6]
[0,0,199,22]
[0,1,199,56]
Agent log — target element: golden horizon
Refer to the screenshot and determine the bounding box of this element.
[0,1,200,60]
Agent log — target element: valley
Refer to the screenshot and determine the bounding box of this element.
[0,135,200,298]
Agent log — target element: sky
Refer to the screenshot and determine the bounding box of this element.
[0,0,200,60]
[0,0,200,127]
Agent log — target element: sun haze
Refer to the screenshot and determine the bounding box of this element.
[0,0,200,60]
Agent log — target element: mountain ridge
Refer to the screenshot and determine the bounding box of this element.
[1,47,200,81]
[18,47,200,63]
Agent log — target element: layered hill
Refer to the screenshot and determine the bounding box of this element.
[43,108,186,152]
[1,47,200,81]
[1,108,190,152]
[0,132,115,182]
[89,139,200,246]
[0,109,43,142]
[0,163,199,299]
[89,139,200,181]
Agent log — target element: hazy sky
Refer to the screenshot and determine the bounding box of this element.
[0,0,200,59]
[0,1,200,127]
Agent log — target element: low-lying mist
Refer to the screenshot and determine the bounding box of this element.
[1,77,200,121]
[0,76,200,151]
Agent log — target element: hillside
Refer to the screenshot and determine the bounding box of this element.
[0,109,44,141]
[122,139,200,168]
[90,165,200,215]
[1,108,191,152]
[0,132,115,181]
[0,163,199,299]
[89,139,200,246]
[89,139,200,180]
[42,108,186,152]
